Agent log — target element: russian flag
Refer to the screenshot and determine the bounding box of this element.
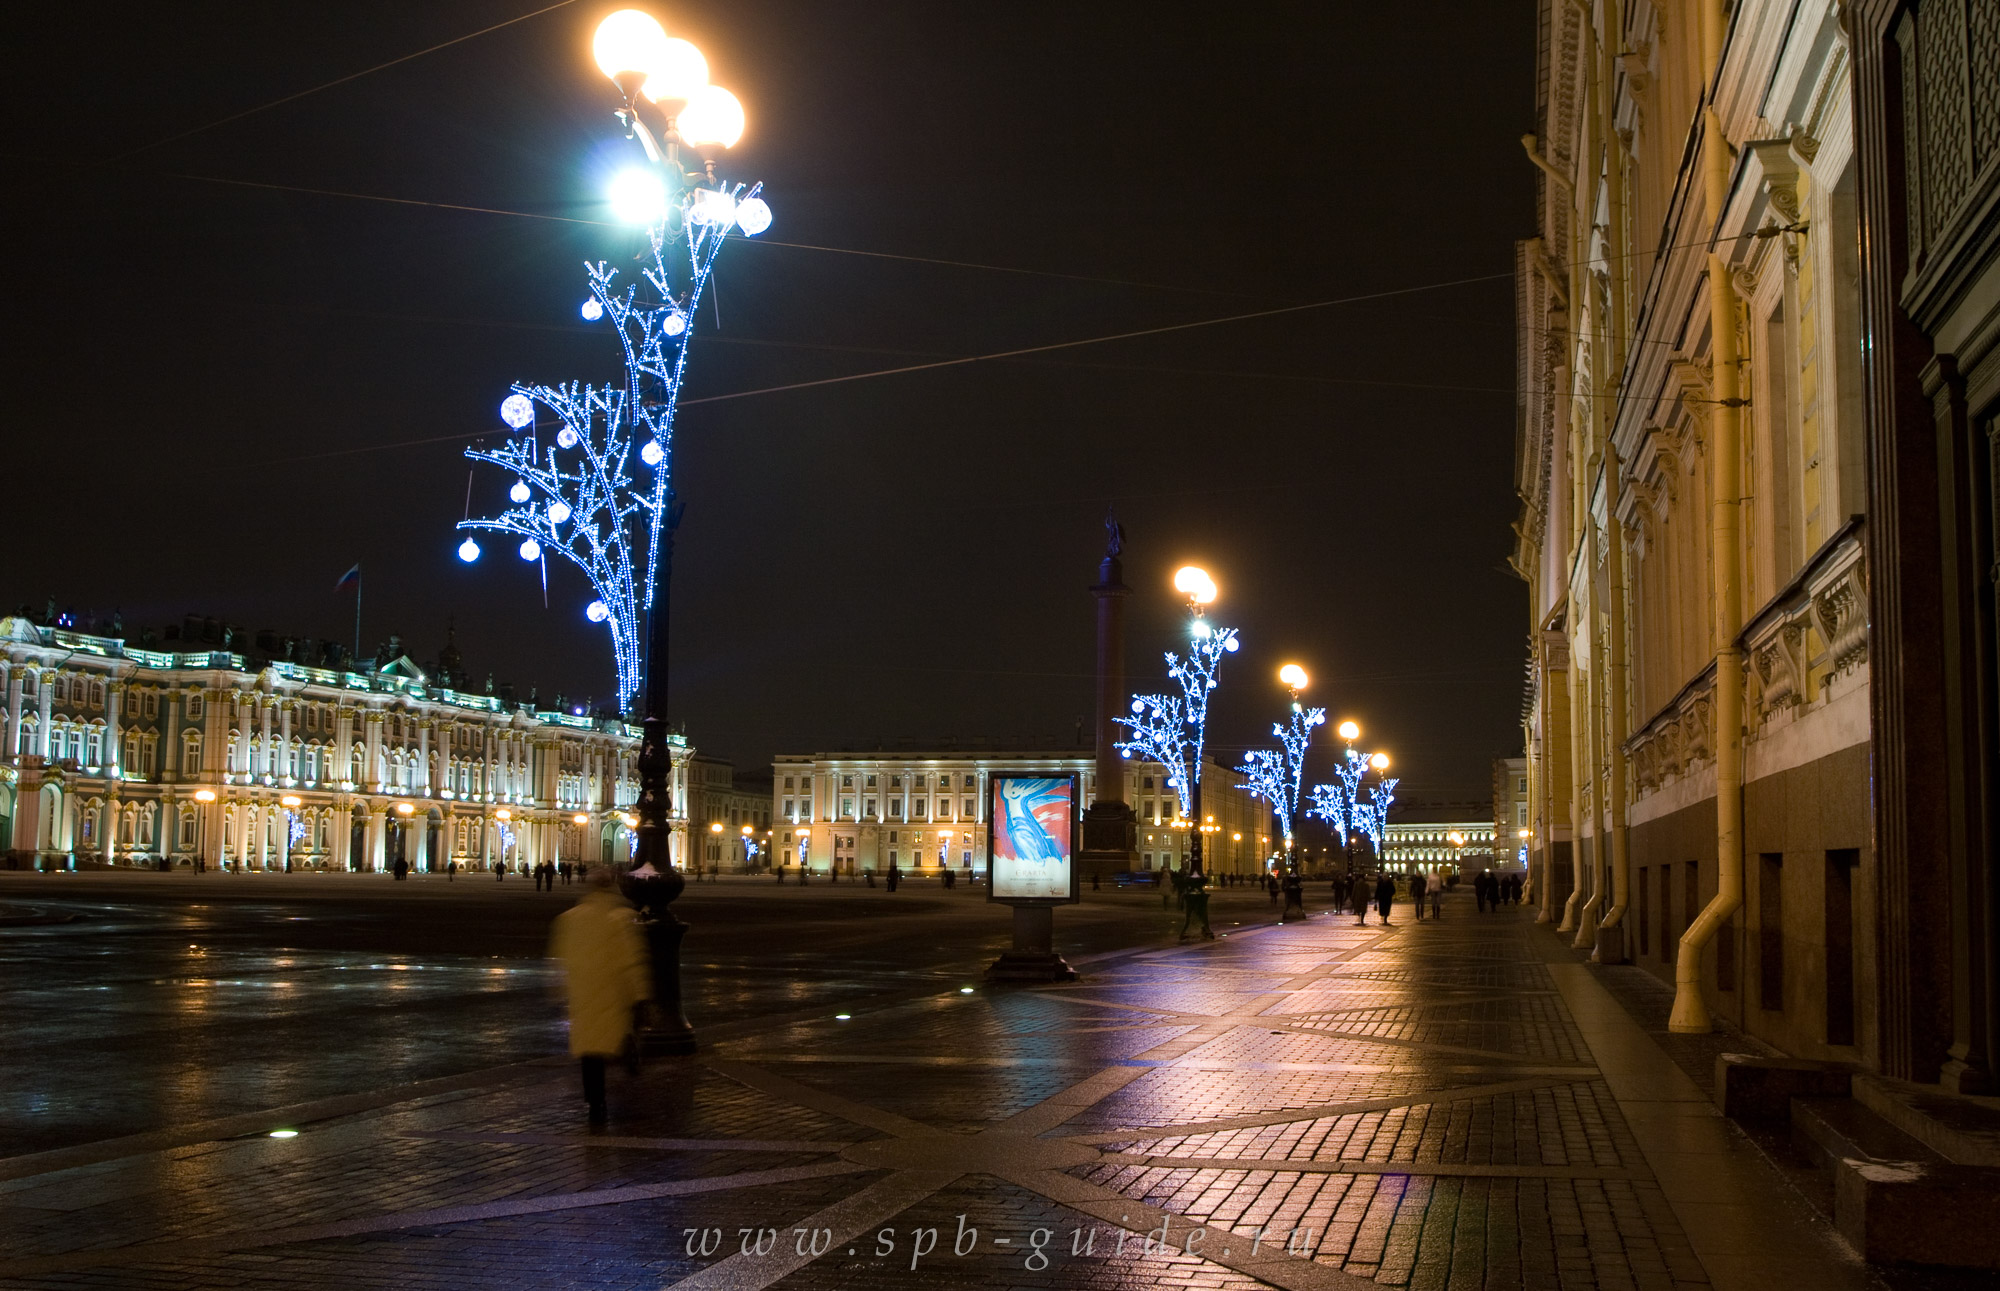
[334,563,361,591]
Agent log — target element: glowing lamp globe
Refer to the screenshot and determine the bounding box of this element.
[457,538,481,563]
[639,439,664,466]
[1173,565,1217,604]
[556,427,579,449]
[1370,752,1391,771]
[548,501,571,524]
[608,167,668,225]
[640,37,708,111]
[500,394,535,429]
[1278,663,1309,691]
[1337,720,1361,741]
[662,311,687,336]
[677,84,744,147]
[735,196,771,236]
[580,298,603,322]
[518,538,542,562]
[509,481,531,504]
[586,600,610,623]
[592,10,669,89]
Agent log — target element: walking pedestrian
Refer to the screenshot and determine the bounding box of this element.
[1267,873,1281,906]
[1410,870,1429,921]
[447,859,457,883]
[1351,874,1371,925]
[1429,878,1443,920]
[1374,871,1396,924]
[549,868,651,1126]
[1179,872,1213,941]
[1281,871,1305,921]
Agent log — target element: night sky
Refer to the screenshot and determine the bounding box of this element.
[10,1,1531,800]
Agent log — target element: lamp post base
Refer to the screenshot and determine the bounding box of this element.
[984,904,1077,982]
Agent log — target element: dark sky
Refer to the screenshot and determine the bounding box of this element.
[9,1,1531,800]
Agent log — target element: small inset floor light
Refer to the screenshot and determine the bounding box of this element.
[959,987,975,994]
[268,1130,299,1139]
[834,1013,852,1021]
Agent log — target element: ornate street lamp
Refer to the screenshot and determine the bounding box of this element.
[1115,565,1237,879]
[452,10,768,1053]
[454,7,768,890]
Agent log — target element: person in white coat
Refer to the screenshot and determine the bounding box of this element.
[549,868,651,1124]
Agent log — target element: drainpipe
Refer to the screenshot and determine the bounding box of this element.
[1671,0,1746,1032]
[1595,0,1633,964]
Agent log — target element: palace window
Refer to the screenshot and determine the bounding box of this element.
[186,691,203,719]
[889,775,902,789]
[962,798,974,817]
[178,810,197,849]
[841,774,854,789]
[913,800,927,819]
[913,774,926,790]
[182,731,202,775]
[840,797,854,819]
[963,775,975,789]
[864,798,876,817]
[865,774,877,789]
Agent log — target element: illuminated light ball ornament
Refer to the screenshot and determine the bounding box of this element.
[548,501,571,525]
[586,600,611,623]
[457,538,481,563]
[556,427,580,449]
[677,84,745,148]
[608,167,669,225]
[734,196,771,236]
[509,480,532,504]
[580,298,603,322]
[639,439,664,467]
[690,186,736,227]
[1225,637,1240,653]
[518,538,542,562]
[663,311,687,337]
[499,394,535,429]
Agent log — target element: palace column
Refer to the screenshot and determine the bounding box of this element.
[257,696,274,780]
[364,807,386,872]
[103,682,122,780]
[363,712,385,792]
[417,720,432,794]
[235,694,253,779]
[102,794,118,866]
[4,665,24,760]
[278,699,294,785]
[36,670,55,756]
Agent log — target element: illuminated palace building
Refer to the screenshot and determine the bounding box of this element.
[770,752,1263,876]
[1382,817,1502,877]
[0,614,685,873]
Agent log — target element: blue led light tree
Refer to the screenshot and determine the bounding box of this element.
[1308,727,1394,874]
[1356,776,1400,855]
[1238,693,1326,872]
[455,195,763,715]
[1114,566,1236,877]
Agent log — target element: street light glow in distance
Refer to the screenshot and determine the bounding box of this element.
[1370,752,1391,771]
[1278,663,1309,691]
[1337,720,1360,742]
[678,84,745,147]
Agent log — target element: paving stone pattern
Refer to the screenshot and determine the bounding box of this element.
[3,897,1755,1289]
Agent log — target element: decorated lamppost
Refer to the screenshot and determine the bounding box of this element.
[454,7,768,873]
[1309,723,1393,877]
[1238,663,1325,876]
[1114,566,1236,879]
[451,10,768,1054]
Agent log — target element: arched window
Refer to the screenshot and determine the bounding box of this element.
[182,731,203,776]
[139,803,157,847]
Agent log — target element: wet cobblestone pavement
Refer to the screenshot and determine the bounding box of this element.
[2,884,1876,1290]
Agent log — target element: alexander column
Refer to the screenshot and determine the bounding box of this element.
[1079,511,1139,881]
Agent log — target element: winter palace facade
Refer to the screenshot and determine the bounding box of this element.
[0,616,683,873]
